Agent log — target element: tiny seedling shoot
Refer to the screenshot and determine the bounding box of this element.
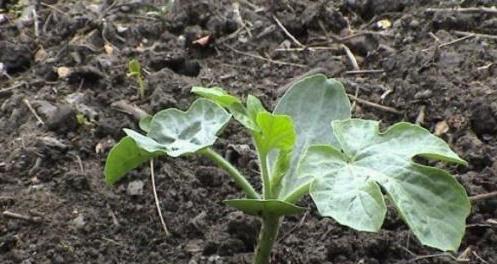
[128,59,145,98]
[104,74,470,264]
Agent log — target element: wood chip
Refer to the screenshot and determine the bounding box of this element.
[434,120,449,136]
[57,67,72,78]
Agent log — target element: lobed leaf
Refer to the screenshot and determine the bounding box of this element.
[298,119,470,251]
[225,199,305,217]
[272,74,351,198]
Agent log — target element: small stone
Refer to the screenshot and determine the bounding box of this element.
[127,180,144,196]
[414,89,433,100]
[0,14,7,24]
[185,239,203,253]
[71,214,85,229]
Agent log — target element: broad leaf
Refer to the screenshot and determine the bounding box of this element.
[254,112,296,154]
[273,74,351,198]
[104,137,157,184]
[225,199,305,217]
[298,119,470,251]
[139,115,152,133]
[104,99,231,184]
[127,98,231,157]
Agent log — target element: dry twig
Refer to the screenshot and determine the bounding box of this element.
[273,15,305,48]
[342,44,360,71]
[345,69,385,75]
[426,7,497,14]
[470,191,497,202]
[23,98,45,125]
[347,94,403,115]
[454,30,497,40]
[422,34,475,52]
[150,159,170,236]
[3,210,42,223]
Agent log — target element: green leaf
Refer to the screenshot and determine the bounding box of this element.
[104,137,157,185]
[225,199,305,217]
[254,112,296,154]
[192,86,264,131]
[246,95,268,122]
[139,115,152,133]
[298,119,470,251]
[191,86,241,107]
[271,150,292,188]
[126,98,231,157]
[273,74,351,198]
[128,59,141,74]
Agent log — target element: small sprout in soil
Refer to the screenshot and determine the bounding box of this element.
[127,59,145,98]
[104,74,471,264]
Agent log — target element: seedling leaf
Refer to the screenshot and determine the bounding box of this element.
[298,119,470,251]
[128,59,141,75]
[273,74,351,198]
[246,95,268,122]
[225,199,305,217]
[191,86,241,107]
[254,112,296,154]
[104,137,158,185]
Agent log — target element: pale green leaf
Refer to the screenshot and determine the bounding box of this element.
[254,112,296,154]
[104,99,231,184]
[192,86,259,131]
[273,74,351,198]
[128,59,141,74]
[298,119,470,251]
[147,98,231,157]
[104,137,158,185]
[139,115,152,133]
[225,199,305,216]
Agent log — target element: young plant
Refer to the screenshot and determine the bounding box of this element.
[128,59,145,98]
[104,74,470,263]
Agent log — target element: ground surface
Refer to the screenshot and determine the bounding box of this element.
[1,0,497,263]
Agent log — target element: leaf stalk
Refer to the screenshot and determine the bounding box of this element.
[199,148,260,199]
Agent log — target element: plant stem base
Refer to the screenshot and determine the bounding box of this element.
[254,216,281,264]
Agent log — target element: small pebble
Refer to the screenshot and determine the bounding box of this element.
[127,180,144,196]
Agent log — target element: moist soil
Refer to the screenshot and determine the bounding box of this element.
[1,0,497,263]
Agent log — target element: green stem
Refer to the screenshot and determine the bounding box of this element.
[259,152,272,199]
[283,181,311,204]
[254,216,281,264]
[199,148,260,199]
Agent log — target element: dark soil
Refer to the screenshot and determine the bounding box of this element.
[1,0,497,263]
